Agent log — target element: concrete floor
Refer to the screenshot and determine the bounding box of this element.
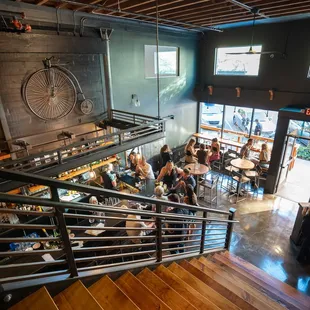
[200,188,310,297]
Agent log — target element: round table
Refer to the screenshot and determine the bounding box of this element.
[230,158,255,170]
[184,163,209,175]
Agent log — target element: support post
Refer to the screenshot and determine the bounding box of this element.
[200,211,207,254]
[155,203,162,262]
[51,187,78,277]
[225,208,236,250]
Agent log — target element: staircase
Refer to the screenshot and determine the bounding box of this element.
[9,251,310,310]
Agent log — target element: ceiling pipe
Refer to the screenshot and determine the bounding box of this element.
[45,0,223,32]
[226,0,269,19]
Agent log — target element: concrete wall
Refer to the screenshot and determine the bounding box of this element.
[197,19,310,111]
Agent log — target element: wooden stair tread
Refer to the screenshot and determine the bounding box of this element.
[9,287,58,310]
[54,280,103,310]
[89,275,139,310]
[154,264,220,310]
[115,271,171,310]
[172,261,240,310]
[190,258,256,310]
[221,251,310,308]
[213,253,306,310]
[137,268,197,310]
[198,256,285,310]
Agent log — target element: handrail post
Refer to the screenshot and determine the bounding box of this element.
[155,203,162,262]
[225,208,236,250]
[51,187,78,277]
[57,150,62,164]
[200,211,207,254]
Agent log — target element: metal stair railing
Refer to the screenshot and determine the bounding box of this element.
[0,168,237,294]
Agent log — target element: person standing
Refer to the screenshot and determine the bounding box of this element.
[254,119,263,136]
[160,144,173,168]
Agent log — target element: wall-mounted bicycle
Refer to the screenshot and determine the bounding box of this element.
[22,56,94,120]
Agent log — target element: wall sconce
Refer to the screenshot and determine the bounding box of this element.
[235,87,241,98]
[131,94,140,107]
[269,89,274,101]
[207,85,213,96]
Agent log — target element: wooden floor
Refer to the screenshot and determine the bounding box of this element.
[9,251,310,310]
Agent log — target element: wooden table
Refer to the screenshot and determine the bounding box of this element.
[184,163,209,175]
[193,133,260,153]
[230,158,255,171]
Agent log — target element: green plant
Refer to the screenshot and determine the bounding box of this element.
[297,146,310,161]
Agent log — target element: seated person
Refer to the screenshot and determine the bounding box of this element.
[128,152,137,171]
[136,156,155,180]
[211,138,220,153]
[88,196,105,224]
[240,138,254,159]
[126,203,154,244]
[184,138,197,163]
[259,143,270,169]
[208,146,221,164]
[100,164,117,190]
[154,185,168,201]
[196,144,208,165]
[173,168,196,191]
[157,160,183,189]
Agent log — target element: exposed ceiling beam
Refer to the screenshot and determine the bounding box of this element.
[36,0,50,5]
[225,0,269,18]
[266,6,310,16]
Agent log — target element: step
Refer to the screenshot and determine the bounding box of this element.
[53,280,103,310]
[154,264,220,310]
[137,267,197,310]
[213,253,306,310]
[169,261,240,310]
[115,271,171,310]
[189,258,256,310]
[9,287,58,310]
[89,275,139,310]
[221,251,310,309]
[198,256,285,310]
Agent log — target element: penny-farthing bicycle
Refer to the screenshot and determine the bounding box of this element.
[22,57,93,120]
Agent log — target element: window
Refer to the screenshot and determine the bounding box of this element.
[251,109,278,139]
[145,45,179,78]
[214,45,262,76]
[200,103,223,138]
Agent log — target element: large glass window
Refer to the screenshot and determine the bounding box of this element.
[288,120,310,160]
[200,103,223,138]
[214,45,262,76]
[145,45,179,78]
[251,109,278,139]
[223,106,253,144]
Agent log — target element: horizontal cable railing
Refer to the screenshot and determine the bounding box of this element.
[0,169,237,292]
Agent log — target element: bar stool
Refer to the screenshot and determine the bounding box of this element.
[198,174,219,207]
[230,170,251,203]
[220,159,238,194]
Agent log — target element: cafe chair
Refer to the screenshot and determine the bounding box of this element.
[230,170,251,203]
[198,174,219,207]
[227,149,239,159]
[219,158,238,195]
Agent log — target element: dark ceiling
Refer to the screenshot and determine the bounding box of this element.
[10,0,310,31]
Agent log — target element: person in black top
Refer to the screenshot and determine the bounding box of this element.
[100,164,117,190]
[196,143,208,165]
[157,161,183,189]
[297,208,310,263]
[160,144,173,168]
[166,194,189,254]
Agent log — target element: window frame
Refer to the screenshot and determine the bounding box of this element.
[214,45,262,77]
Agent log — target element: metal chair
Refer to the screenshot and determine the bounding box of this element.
[198,174,219,207]
[230,170,251,203]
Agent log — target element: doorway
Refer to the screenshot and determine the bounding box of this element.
[276,119,310,202]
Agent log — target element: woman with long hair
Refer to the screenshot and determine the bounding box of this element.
[184,184,198,238]
[185,138,197,164]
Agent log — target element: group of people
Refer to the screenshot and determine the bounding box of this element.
[185,137,221,166]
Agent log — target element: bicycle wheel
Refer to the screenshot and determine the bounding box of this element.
[23,68,77,120]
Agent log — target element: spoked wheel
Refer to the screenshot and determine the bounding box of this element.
[23,68,77,120]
